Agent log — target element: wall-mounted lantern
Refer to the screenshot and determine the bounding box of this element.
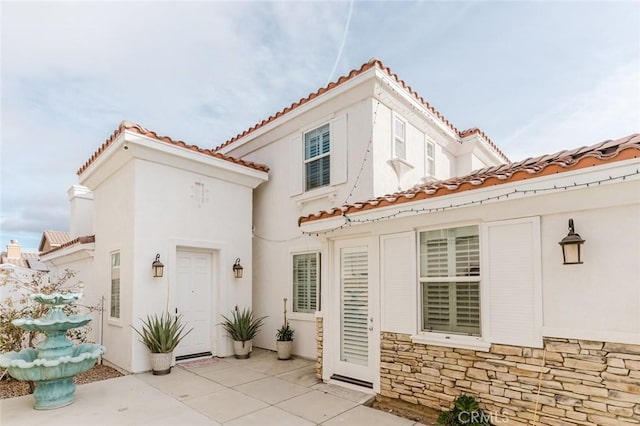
[558,219,585,265]
[152,254,164,278]
[233,258,244,279]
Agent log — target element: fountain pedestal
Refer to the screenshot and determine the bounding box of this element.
[0,293,105,409]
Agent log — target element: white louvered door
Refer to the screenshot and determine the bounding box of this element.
[333,240,377,386]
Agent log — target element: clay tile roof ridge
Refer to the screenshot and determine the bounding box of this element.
[299,133,640,224]
[77,121,269,176]
[212,59,507,161]
[41,235,96,256]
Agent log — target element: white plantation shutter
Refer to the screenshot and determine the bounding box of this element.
[420,226,480,335]
[293,253,318,313]
[341,246,368,366]
[483,218,542,347]
[455,282,480,329]
[110,252,120,319]
[381,233,416,334]
[330,114,348,186]
[423,282,449,327]
[289,134,303,196]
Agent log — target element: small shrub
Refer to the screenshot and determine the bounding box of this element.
[0,268,97,354]
[437,395,492,425]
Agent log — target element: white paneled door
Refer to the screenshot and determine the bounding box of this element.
[175,250,212,357]
[333,239,378,387]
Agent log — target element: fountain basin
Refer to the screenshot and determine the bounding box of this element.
[0,344,105,409]
[31,293,82,306]
[0,344,105,381]
[13,315,92,332]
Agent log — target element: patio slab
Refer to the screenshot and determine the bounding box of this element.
[1,349,422,425]
[234,376,311,404]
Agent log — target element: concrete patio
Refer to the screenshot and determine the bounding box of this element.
[1,349,423,425]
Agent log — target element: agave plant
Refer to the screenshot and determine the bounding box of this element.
[131,312,193,353]
[220,307,266,343]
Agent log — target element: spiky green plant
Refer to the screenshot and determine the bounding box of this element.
[131,312,193,353]
[276,323,294,341]
[220,307,266,343]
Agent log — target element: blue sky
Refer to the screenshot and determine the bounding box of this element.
[1,1,639,251]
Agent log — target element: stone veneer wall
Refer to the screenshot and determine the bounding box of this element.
[316,317,323,379]
[380,333,640,425]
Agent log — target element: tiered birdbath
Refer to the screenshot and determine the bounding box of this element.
[0,292,105,409]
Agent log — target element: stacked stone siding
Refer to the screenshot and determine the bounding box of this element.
[380,333,640,425]
[316,317,323,379]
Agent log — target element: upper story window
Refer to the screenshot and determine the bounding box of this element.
[393,116,406,160]
[304,124,331,191]
[425,139,435,177]
[419,225,480,336]
[110,251,121,319]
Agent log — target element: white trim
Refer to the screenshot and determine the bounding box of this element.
[292,186,337,209]
[411,333,491,351]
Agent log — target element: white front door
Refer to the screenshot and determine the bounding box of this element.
[332,238,378,387]
[175,249,212,357]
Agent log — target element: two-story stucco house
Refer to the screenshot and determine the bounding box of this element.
[41,59,640,425]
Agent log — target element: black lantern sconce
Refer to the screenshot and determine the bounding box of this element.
[558,219,585,265]
[233,258,244,279]
[152,254,165,278]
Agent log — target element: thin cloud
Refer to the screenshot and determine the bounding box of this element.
[502,62,640,160]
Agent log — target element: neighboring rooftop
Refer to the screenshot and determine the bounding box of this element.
[213,58,509,162]
[77,121,270,176]
[40,235,96,257]
[0,240,46,270]
[38,230,71,252]
[299,133,640,224]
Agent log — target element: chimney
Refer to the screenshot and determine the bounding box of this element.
[68,185,94,238]
[7,240,21,259]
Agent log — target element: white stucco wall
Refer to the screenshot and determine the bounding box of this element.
[129,158,255,372]
[42,250,99,345]
[90,160,136,371]
[310,165,640,351]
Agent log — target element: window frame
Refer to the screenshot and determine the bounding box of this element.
[412,223,490,351]
[109,251,121,321]
[291,251,320,316]
[392,114,406,160]
[425,138,435,177]
[303,123,331,192]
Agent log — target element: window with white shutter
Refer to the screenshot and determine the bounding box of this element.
[419,226,480,335]
[393,115,406,160]
[293,253,319,313]
[304,124,330,191]
[425,139,435,177]
[110,251,121,319]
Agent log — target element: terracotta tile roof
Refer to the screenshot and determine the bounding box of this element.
[40,235,95,256]
[38,230,71,252]
[77,121,270,176]
[0,251,39,269]
[299,133,640,225]
[213,58,509,162]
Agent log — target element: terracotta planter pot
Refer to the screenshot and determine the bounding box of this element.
[150,352,173,375]
[233,340,252,359]
[276,340,293,360]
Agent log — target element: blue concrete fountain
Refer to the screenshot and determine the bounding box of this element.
[0,292,105,409]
